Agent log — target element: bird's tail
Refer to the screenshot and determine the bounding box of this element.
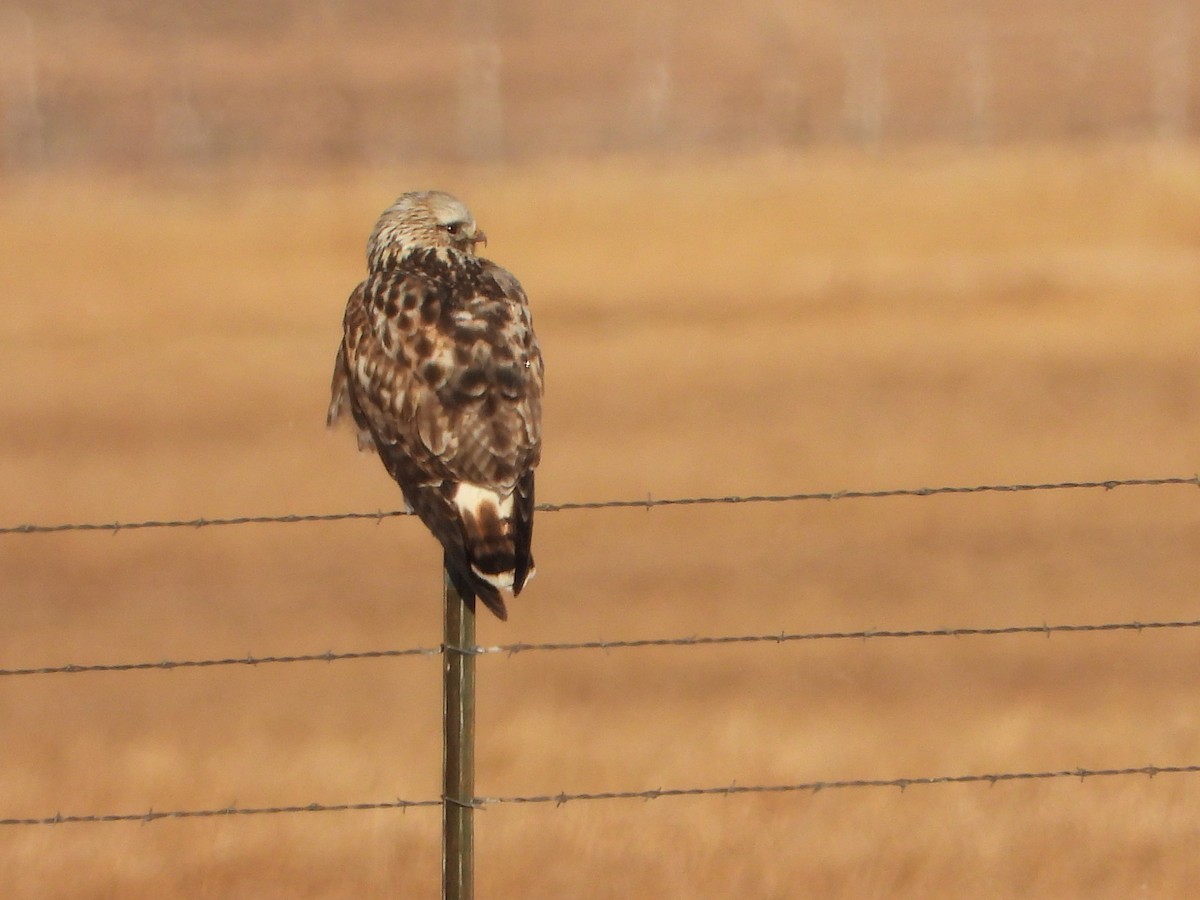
[403,485,508,620]
[443,549,509,621]
[398,478,535,622]
[371,429,534,621]
[451,480,536,600]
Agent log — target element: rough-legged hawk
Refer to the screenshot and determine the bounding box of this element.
[328,190,543,620]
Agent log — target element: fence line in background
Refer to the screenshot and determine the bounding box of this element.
[6,764,1200,828]
[2,476,1196,537]
[5,616,1200,679]
[3,5,1197,167]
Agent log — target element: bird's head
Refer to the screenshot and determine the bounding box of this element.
[366,190,488,270]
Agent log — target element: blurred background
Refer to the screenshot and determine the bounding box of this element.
[3,1,1200,897]
[1,0,1197,167]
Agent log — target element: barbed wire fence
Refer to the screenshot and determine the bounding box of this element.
[7,615,1200,679]
[4,475,1196,536]
[1,4,1196,170]
[7,765,1200,829]
[3,475,1200,892]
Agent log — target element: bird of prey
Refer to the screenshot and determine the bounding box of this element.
[328,190,543,620]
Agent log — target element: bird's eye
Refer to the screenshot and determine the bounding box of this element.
[443,222,462,235]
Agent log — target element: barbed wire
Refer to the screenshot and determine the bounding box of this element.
[0,509,411,536]
[0,797,441,826]
[482,764,1200,807]
[6,481,1197,854]
[5,763,1199,827]
[478,617,1200,656]
[2,476,1196,537]
[4,615,1199,678]
[0,646,442,677]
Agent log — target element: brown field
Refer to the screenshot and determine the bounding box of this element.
[2,144,1200,897]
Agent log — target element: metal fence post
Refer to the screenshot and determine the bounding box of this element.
[442,558,476,900]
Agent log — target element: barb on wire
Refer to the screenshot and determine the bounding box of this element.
[5,764,1199,827]
[2,476,1196,537]
[4,616,1199,678]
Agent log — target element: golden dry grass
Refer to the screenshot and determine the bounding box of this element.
[3,144,1200,897]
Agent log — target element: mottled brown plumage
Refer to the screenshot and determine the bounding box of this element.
[328,191,543,619]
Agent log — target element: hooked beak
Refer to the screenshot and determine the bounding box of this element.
[472,229,488,250]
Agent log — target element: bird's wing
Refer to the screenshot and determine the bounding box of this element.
[326,292,376,452]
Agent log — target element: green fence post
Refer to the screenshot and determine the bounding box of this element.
[442,558,475,900]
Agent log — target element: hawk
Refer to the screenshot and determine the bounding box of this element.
[328,191,543,620]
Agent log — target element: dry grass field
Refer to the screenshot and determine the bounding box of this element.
[2,144,1200,897]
